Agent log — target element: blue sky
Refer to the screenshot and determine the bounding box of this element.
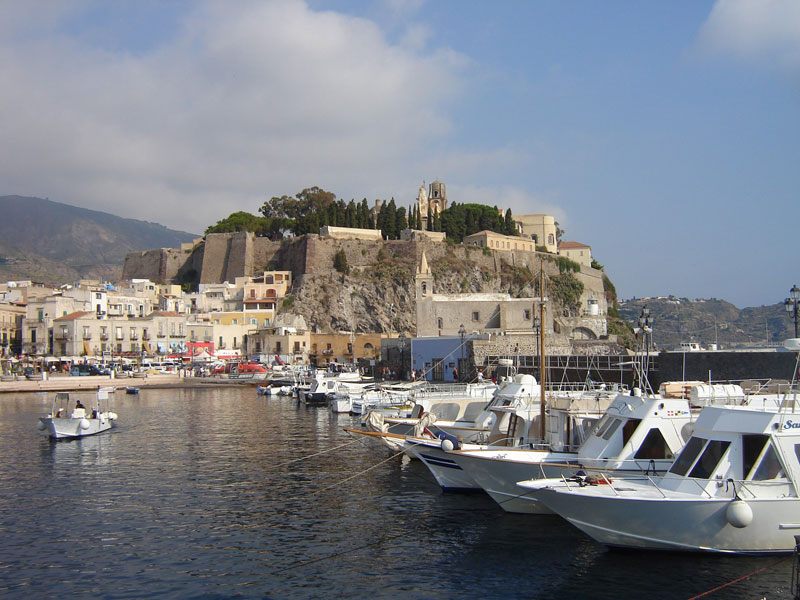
[0,1,798,308]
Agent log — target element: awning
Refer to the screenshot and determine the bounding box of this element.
[157,342,167,354]
[83,341,90,355]
[142,342,151,353]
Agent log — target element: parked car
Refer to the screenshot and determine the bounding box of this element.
[70,364,107,376]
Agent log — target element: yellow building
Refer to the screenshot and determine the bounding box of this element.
[310,332,384,366]
[0,301,25,357]
[462,230,537,253]
[558,241,593,268]
[513,214,558,253]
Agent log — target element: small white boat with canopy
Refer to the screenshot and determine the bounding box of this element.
[37,388,118,439]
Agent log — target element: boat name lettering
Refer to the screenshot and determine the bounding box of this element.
[783,420,800,429]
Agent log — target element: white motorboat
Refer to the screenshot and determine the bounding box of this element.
[445,391,694,510]
[302,365,372,405]
[37,388,118,440]
[333,383,418,415]
[401,377,619,491]
[518,388,800,553]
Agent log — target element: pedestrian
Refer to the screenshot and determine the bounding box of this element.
[452,367,459,382]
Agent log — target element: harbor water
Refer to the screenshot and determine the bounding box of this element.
[0,387,795,599]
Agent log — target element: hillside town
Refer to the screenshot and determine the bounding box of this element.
[0,181,614,382]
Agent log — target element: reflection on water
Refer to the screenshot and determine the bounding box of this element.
[0,387,794,599]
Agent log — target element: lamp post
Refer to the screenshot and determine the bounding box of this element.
[785,285,800,338]
[398,332,406,380]
[458,324,466,382]
[637,306,654,390]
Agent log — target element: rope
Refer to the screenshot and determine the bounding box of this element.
[270,437,362,469]
[685,556,789,600]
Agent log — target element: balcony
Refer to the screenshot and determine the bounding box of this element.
[130,333,138,340]
[142,332,151,340]
[322,349,334,355]
[99,334,109,341]
[83,333,92,340]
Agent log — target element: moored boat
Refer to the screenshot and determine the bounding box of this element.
[518,362,800,553]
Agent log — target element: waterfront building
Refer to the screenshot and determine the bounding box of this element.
[0,300,24,357]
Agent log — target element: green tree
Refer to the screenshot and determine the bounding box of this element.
[205,211,276,237]
[395,206,407,239]
[333,249,349,274]
[504,208,516,235]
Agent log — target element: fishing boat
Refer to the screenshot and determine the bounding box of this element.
[37,388,118,440]
[444,390,694,508]
[125,386,139,395]
[400,376,619,491]
[518,343,800,553]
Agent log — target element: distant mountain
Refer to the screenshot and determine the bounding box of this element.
[619,296,793,351]
[0,195,198,284]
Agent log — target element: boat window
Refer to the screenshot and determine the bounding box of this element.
[593,415,612,438]
[689,440,730,479]
[621,418,642,446]
[743,435,769,479]
[634,428,673,460]
[751,443,786,481]
[670,437,707,476]
[602,418,623,441]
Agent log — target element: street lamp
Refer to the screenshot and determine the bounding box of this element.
[398,332,406,379]
[785,285,800,338]
[636,306,654,389]
[458,324,466,382]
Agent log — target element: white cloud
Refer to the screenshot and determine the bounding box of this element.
[696,0,800,69]
[0,0,468,233]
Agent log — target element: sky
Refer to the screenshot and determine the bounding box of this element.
[0,0,798,309]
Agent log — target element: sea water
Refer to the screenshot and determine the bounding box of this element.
[0,387,793,599]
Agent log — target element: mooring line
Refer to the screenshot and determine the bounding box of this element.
[270,437,363,469]
[685,556,789,600]
[297,446,409,498]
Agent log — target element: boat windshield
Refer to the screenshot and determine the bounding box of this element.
[749,442,785,480]
[633,428,673,460]
[688,440,730,479]
[670,437,706,476]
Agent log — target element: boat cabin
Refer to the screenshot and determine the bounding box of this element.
[576,394,693,471]
[661,405,800,499]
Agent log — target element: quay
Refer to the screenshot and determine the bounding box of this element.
[0,373,244,394]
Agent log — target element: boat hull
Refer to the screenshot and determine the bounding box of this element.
[39,416,114,440]
[449,451,578,513]
[530,485,800,554]
[404,441,481,491]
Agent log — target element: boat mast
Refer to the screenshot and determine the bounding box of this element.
[539,261,546,442]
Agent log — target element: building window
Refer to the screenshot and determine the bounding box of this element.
[548,234,554,245]
[422,283,427,296]
[437,318,443,329]
[472,311,479,321]
[524,310,531,320]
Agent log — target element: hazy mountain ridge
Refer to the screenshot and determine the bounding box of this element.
[619,297,792,351]
[0,195,198,284]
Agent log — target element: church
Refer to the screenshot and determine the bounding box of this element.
[416,180,447,228]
